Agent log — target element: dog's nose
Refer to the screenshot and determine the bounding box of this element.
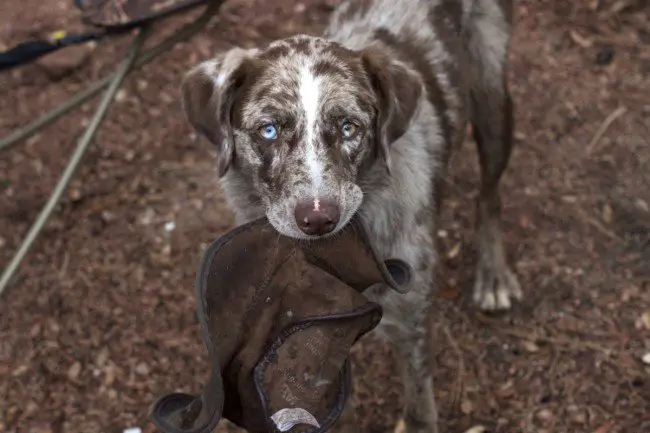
[294,199,341,236]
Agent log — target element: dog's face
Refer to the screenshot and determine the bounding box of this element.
[181,35,421,239]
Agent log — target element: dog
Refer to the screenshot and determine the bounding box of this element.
[179,0,521,431]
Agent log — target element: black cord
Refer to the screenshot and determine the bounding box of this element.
[0,30,106,72]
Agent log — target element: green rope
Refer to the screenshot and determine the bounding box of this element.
[0,27,150,296]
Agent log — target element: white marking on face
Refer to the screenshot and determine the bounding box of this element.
[299,63,323,197]
[313,198,320,211]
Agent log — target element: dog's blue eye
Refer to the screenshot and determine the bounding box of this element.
[259,124,278,141]
[341,121,358,139]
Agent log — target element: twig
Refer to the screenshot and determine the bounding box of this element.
[573,204,625,243]
[0,1,222,153]
[443,325,465,409]
[0,26,150,297]
[585,106,627,156]
[475,314,615,355]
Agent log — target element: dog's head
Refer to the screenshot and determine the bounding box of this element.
[181,35,422,239]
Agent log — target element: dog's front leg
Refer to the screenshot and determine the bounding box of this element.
[369,253,439,433]
[391,316,438,433]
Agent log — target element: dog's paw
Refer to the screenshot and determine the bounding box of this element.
[472,262,522,311]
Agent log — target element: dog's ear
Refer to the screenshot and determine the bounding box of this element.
[361,45,422,172]
[180,47,258,177]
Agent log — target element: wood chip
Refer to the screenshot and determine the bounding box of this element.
[522,340,541,353]
[67,361,82,381]
[569,30,593,48]
[642,312,650,330]
[446,242,461,260]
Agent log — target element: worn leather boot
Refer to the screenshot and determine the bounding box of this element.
[149,217,411,433]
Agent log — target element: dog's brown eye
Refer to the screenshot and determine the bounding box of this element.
[340,120,359,139]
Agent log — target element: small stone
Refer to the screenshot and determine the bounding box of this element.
[123,428,142,433]
[642,353,650,365]
[522,340,540,353]
[164,221,176,232]
[68,188,83,202]
[536,408,553,422]
[463,426,487,433]
[635,198,649,213]
[135,362,150,376]
[137,208,156,226]
[294,3,306,13]
[101,210,116,223]
[567,404,587,424]
[460,400,473,414]
[641,312,650,330]
[115,89,128,103]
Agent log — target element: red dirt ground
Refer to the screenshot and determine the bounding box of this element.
[1,1,649,432]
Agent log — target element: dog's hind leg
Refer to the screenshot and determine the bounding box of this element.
[466,0,522,311]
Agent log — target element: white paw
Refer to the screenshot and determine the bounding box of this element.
[472,264,522,311]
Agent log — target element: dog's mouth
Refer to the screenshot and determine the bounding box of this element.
[262,182,364,241]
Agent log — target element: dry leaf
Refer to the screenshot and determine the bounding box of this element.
[67,361,82,381]
[446,242,461,260]
[496,380,515,398]
[522,340,540,353]
[593,421,614,433]
[104,364,116,386]
[12,365,28,377]
[96,347,109,367]
[642,311,650,330]
[569,30,593,48]
[602,203,612,224]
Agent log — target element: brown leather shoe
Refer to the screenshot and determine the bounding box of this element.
[149,217,411,433]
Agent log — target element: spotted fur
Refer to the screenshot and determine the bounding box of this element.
[180,0,521,431]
